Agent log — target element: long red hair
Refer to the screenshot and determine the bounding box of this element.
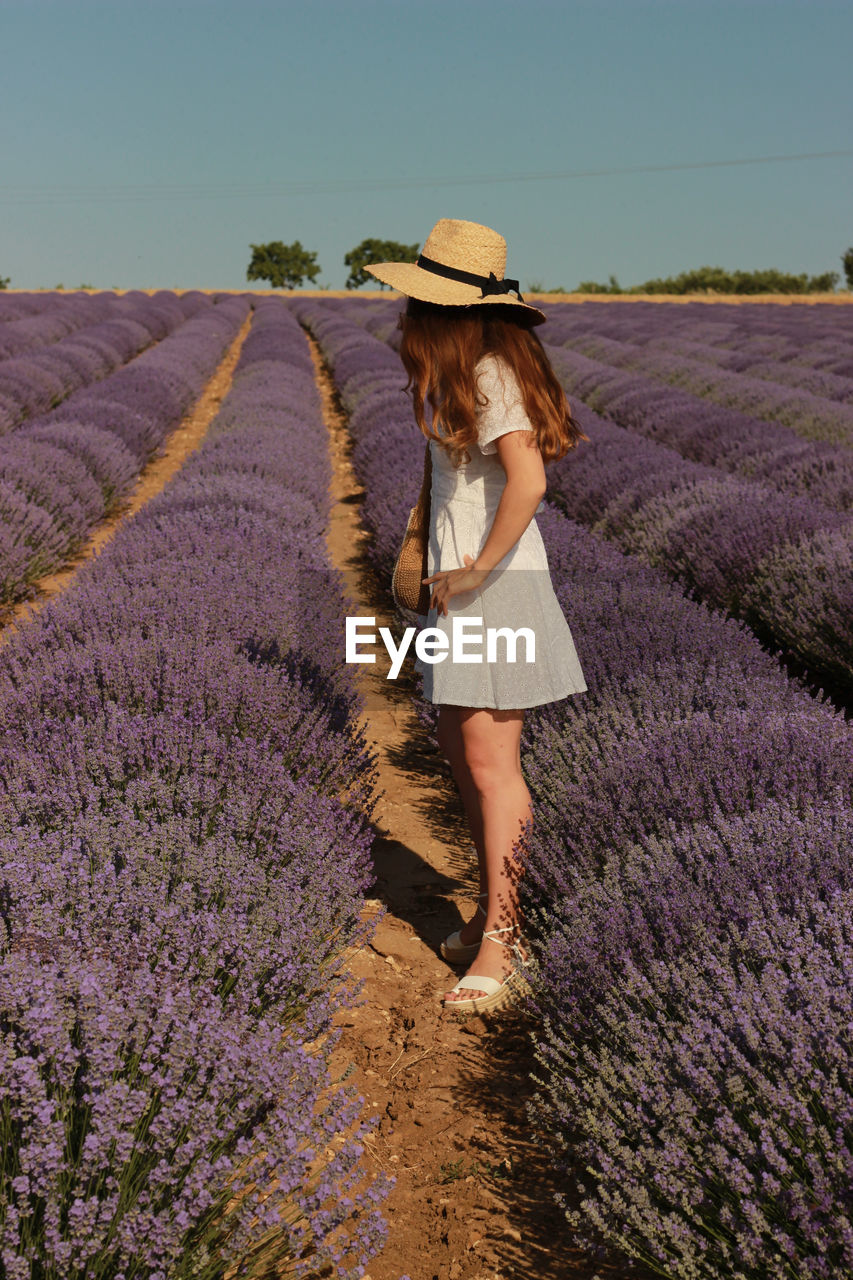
[397,297,589,468]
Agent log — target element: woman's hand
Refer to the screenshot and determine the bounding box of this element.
[422,555,491,617]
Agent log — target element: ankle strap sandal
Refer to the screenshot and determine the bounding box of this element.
[441,924,532,1014]
[440,892,488,965]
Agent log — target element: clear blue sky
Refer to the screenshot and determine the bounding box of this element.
[2,0,851,291]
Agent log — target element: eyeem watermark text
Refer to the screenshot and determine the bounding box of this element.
[345,616,536,680]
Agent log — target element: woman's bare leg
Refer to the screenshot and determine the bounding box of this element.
[436,705,488,945]
[442,707,531,1003]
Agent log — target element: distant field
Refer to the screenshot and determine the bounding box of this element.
[9,286,853,303]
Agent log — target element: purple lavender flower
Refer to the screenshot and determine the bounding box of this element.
[0,297,389,1277]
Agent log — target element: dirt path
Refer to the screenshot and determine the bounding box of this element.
[0,311,253,643]
[309,332,643,1280]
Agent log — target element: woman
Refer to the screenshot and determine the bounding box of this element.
[366,218,588,1013]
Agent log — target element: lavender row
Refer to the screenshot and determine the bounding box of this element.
[543,338,853,509]
[656,336,853,399]
[553,313,853,446]
[0,298,387,1278]
[522,512,853,1279]
[292,297,853,1278]
[539,377,853,702]
[552,315,853,406]
[0,289,207,361]
[0,292,124,360]
[539,297,853,376]
[644,328,853,396]
[0,295,249,607]
[0,291,80,324]
[0,291,207,432]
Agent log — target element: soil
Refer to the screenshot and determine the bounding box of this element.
[0,311,253,643]
[309,332,649,1280]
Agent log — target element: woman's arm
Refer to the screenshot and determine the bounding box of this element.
[473,429,546,573]
[423,428,546,615]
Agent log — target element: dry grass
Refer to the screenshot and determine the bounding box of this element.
[9,287,853,305]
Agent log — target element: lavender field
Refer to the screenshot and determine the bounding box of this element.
[0,290,252,607]
[2,289,852,1279]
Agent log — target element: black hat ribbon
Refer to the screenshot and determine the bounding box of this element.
[416,253,524,301]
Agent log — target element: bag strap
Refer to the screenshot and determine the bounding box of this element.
[417,436,432,518]
[416,439,433,614]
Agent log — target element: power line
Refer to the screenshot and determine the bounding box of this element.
[0,150,850,207]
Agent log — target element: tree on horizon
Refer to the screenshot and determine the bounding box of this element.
[344,238,419,289]
[246,241,321,289]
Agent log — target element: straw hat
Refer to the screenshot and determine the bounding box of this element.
[364,218,547,325]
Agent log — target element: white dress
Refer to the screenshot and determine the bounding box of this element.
[413,352,588,709]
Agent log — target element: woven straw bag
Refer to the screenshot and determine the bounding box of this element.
[392,441,432,614]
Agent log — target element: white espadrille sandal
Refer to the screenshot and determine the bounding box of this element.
[441,926,532,1014]
[440,892,488,964]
